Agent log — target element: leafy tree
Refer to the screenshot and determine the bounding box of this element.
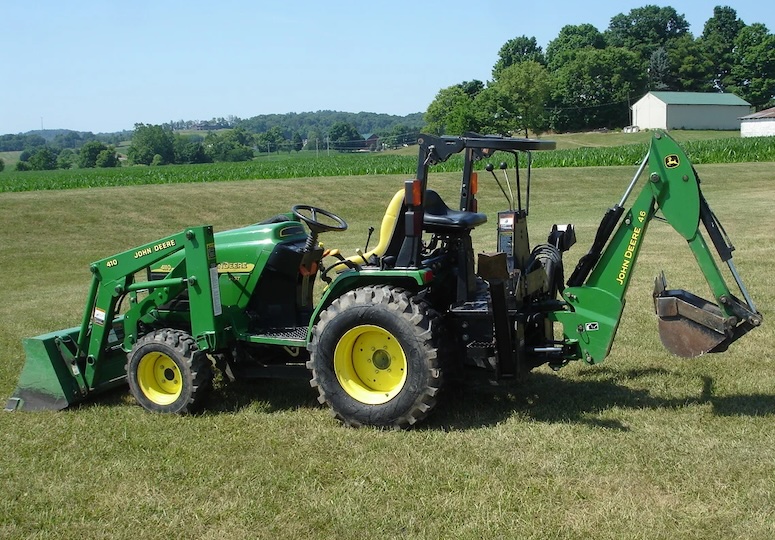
[173,134,210,164]
[424,85,474,135]
[95,148,119,168]
[701,6,745,91]
[128,124,175,165]
[546,24,607,71]
[57,148,76,169]
[550,47,646,131]
[328,122,363,151]
[27,147,58,170]
[255,126,284,153]
[477,61,552,136]
[291,131,303,152]
[78,140,109,168]
[668,35,714,91]
[15,161,31,171]
[386,123,418,147]
[606,5,690,62]
[492,36,545,79]
[0,158,4,172]
[204,129,254,162]
[648,47,672,90]
[729,23,775,107]
[457,80,485,99]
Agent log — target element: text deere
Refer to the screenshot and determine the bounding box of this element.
[134,239,176,259]
[616,226,642,286]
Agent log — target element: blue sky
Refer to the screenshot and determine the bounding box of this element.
[1,1,772,134]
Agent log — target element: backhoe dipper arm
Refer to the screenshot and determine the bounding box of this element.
[551,131,761,363]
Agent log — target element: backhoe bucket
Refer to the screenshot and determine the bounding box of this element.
[653,274,741,358]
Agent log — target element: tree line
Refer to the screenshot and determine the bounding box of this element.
[3,111,424,172]
[424,5,775,136]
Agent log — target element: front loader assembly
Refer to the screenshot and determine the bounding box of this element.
[6,226,223,412]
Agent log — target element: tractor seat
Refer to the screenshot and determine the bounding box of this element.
[423,190,487,233]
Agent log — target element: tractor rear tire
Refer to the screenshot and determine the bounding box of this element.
[307,285,442,429]
[127,329,213,414]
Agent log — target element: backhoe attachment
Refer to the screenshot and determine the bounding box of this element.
[553,130,761,364]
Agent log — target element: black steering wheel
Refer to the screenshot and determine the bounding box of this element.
[292,205,348,234]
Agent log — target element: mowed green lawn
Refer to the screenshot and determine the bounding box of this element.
[0,161,773,539]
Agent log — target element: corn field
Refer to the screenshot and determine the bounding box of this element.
[1,136,774,193]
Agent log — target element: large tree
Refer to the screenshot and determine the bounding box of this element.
[205,128,255,161]
[701,6,745,91]
[492,36,545,79]
[173,134,210,164]
[128,124,175,165]
[477,61,552,136]
[606,5,690,62]
[668,35,714,92]
[424,86,476,135]
[729,23,775,107]
[78,140,110,168]
[327,122,363,151]
[550,47,646,131]
[27,147,58,170]
[546,24,607,71]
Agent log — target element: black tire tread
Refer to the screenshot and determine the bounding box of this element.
[307,285,441,429]
[127,328,213,414]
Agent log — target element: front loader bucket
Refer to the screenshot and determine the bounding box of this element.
[6,322,130,412]
[653,274,757,358]
[5,327,85,412]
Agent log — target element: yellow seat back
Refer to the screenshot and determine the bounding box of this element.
[340,189,405,270]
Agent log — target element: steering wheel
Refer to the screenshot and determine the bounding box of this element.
[292,205,348,234]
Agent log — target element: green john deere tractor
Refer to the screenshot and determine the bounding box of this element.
[6,131,762,428]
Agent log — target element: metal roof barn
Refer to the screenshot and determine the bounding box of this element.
[632,92,751,130]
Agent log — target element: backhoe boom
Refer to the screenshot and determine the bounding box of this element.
[551,131,762,362]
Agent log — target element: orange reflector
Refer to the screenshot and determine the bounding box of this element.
[470,172,478,195]
[411,180,422,206]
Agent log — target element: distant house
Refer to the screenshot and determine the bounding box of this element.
[740,107,775,137]
[632,91,752,130]
[362,133,381,151]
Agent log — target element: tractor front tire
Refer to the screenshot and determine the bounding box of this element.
[308,286,442,429]
[127,329,213,414]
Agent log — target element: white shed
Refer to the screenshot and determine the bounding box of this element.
[740,107,775,137]
[632,91,751,130]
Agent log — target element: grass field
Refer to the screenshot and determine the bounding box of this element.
[0,159,773,539]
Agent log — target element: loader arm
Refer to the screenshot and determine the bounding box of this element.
[6,226,223,411]
[551,131,762,363]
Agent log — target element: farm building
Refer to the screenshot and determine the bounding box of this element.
[632,91,751,130]
[740,107,775,137]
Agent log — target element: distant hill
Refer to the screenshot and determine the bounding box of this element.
[2,111,425,148]
[236,111,424,137]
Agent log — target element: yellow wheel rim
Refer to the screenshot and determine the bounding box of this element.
[137,352,183,405]
[333,325,407,405]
